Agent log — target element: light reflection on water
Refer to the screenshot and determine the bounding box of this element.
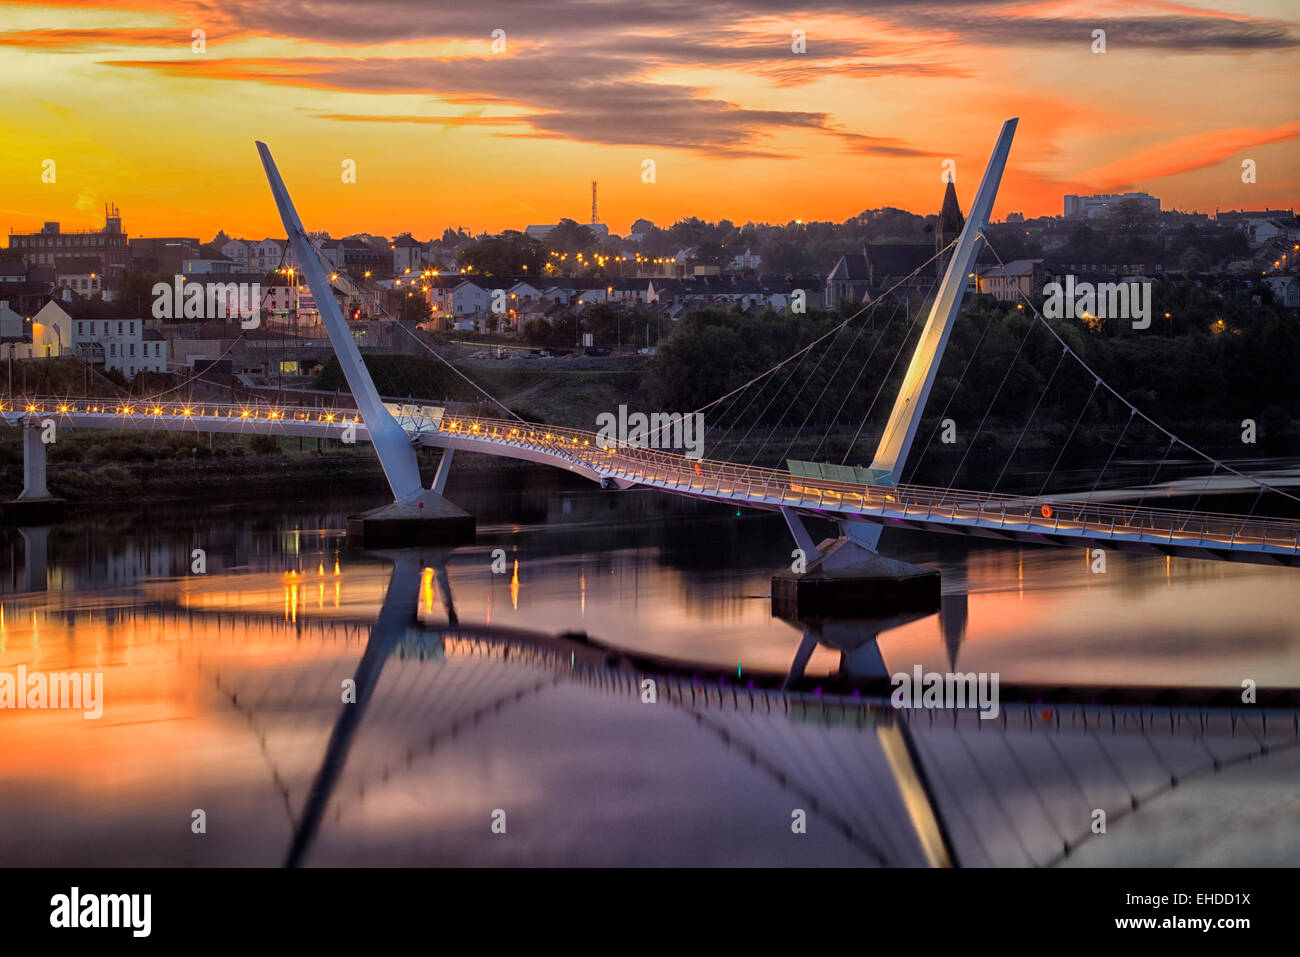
[1,468,1298,866]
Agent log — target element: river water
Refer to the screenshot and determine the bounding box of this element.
[1,466,1297,866]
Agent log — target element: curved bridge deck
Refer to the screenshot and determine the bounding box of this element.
[5,397,1299,565]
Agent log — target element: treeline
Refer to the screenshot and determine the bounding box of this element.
[312,354,482,402]
[643,286,1299,469]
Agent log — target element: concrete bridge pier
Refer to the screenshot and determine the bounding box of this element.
[2,415,66,525]
[772,515,939,618]
[345,489,475,549]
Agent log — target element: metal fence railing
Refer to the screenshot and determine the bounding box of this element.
[7,397,1299,554]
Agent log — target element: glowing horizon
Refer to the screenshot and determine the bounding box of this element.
[2,0,1297,242]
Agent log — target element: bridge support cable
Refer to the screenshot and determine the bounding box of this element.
[1038,378,1099,499]
[982,237,1300,510]
[781,295,910,464]
[901,297,1006,486]
[686,240,957,457]
[746,301,881,466]
[131,244,292,407]
[943,307,1040,492]
[990,346,1068,495]
[779,293,925,465]
[1086,406,1136,502]
[736,294,918,466]
[1133,437,1177,511]
[391,323,523,422]
[838,298,935,466]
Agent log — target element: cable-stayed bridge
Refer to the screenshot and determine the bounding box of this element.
[4,119,1298,573]
[3,397,1298,566]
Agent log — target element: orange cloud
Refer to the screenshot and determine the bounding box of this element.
[1081,122,1300,190]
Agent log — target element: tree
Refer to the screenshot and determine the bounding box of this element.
[1110,198,1152,233]
[456,231,546,276]
[399,293,431,324]
[546,219,596,254]
[1179,246,1209,273]
[117,268,167,320]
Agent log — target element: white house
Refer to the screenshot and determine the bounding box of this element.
[220,239,251,270]
[451,280,490,319]
[32,299,167,377]
[252,238,286,273]
[392,236,424,274]
[1263,274,1299,308]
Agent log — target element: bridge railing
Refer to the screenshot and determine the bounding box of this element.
[433,412,1300,553]
[7,398,1297,553]
[1,395,363,425]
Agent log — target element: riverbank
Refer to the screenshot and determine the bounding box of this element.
[0,446,528,504]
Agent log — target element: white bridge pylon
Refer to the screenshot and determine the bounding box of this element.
[256,142,425,504]
[831,118,1018,555]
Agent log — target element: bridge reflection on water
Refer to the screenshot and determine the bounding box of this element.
[3,504,1298,866]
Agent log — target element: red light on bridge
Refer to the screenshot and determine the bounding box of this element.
[1041,504,1053,519]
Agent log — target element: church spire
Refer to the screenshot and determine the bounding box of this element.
[935,178,965,276]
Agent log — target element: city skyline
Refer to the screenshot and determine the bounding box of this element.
[2,0,1298,239]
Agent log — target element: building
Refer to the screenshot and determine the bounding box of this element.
[7,205,129,275]
[1263,274,1300,309]
[975,259,1055,300]
[0,299,29,344]
[320,239,388,278]
[182,259,244,275]
[129,237,201,274]
[824,254,871,307]
[251,238,287,273]
[391,236,424,274]
[935,178,965,277]
[826,180,964,308]
[1213,211,1298,247]
[31,299,168,376]
[1064,192,1160,220]
[220,239,251,269]
[54,257,105,299]
[0,262,55,317]
[526,223,610,241]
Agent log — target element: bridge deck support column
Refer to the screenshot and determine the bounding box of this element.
[2,415,65,525]
[256,142,473,547]
[432,448,454,497]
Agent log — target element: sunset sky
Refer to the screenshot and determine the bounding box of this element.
[1,0,1297,241]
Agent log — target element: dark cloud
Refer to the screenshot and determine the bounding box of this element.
[111,55,853,157]
[200,0,1300,53]
[85,0,1298,160]
[933,15,1299,51]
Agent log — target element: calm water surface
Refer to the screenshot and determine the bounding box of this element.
[2,467,1298,866]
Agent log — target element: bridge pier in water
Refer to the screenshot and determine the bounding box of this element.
[1,414,65,525]
[345,489,475,548]
[772,533,940,619]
